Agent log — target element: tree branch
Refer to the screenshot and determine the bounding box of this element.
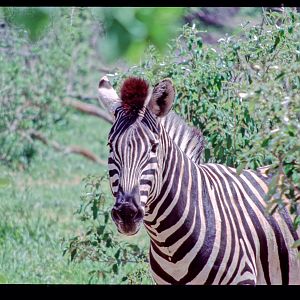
[66,94,97,102]
[28,129,106,165]
[63,98,113,124]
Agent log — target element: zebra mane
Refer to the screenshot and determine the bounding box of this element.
[161,111,205,164]
[120,77,150,116]
[112,76,205,164]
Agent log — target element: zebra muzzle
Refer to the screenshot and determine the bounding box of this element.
[111,192,144,235]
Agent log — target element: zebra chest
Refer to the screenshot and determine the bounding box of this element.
[148,230,219,284]
[149,243,192,284]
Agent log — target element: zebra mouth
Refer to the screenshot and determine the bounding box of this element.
[116,220,143,236]
[111,203,144,236]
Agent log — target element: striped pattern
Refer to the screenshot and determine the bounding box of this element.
[107,106,300,285]
[161,111,204,164]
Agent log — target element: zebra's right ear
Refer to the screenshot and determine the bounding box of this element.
[148,78,175,117]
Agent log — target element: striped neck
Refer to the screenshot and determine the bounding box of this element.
[143,125,203,246]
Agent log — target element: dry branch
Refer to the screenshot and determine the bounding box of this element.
[184,7,240,28]
[63,98,113,124]
[28,129,106,165]
[67,94,97,102]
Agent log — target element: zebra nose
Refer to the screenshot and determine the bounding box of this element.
[111,201,139,223]
[112,191,141,223]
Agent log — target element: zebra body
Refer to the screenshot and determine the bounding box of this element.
[99,76,300,285]
[144,124,300,284]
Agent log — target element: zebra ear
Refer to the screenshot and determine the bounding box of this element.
[148,78,175,117]
[98,76,122,116]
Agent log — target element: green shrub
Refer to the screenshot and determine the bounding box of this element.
[0,8,104,169]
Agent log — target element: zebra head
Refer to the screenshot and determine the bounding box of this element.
[99,76,175,236]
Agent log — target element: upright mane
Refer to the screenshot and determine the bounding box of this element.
[118,76,205,164]
[120,77,149,115]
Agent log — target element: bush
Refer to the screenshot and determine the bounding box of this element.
[0,8,105,169]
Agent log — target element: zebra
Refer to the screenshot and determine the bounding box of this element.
[98,76,300,285]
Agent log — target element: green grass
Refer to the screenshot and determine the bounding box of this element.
[0,111,151,284]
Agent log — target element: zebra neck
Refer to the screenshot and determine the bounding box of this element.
[144,130,204,247]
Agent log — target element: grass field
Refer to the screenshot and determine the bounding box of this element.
[0,111,151,284]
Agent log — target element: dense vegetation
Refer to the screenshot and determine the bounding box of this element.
[0,8,107,169]
[0,7,299,284]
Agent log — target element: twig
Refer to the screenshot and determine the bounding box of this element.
[63,98,113,124]
[28,129,106,165]
[66,94,98,102]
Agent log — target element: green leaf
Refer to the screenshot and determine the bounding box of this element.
[0,177,11,188]
[261,137,270,148]
[204,148,211,162]
[292,239,300,249]
[275,72,285,80]
[226,135,232,149]
[248,98,256,114]
[70,248,77,261]
[112,263,118,274]
[293,216,300,230]
[0,274,8,283]
[96,225,105,235]
[236,162,247,175]
[114,249,121,260]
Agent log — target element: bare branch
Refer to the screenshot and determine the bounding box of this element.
[63,98,113,124]
[9,101,32,132]
[28,129,106,165]
[63,145,106,165]
[66,94,98,102]
[184,7,240,28]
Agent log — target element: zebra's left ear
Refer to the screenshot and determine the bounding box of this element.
[147,78,175,117]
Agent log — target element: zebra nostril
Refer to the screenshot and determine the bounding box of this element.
[111,207,121,222]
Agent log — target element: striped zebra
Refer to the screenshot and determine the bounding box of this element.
[98,76,300,285]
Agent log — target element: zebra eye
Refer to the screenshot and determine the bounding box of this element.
[107,142,112,149]
[151,142,158,153]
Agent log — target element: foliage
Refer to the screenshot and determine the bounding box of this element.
[110,8,300,224]
[2,7,54,41]
[2,7,184,63]
[184,7,262,44]
[0,8,104,169]
[94,7,184,63]
[0,7,184,169]
[63,174,153,284]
